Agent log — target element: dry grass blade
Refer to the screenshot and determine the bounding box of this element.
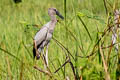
[34,66,52,77]
[99,45,110,80]
[106,42,113,64]
[6,56,13,80]
[80,75,83,80]
[20,61,24,80]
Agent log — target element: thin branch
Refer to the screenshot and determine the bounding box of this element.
[102,42,119,49]
[69,61,76,79]
[34,66,52,77]
[54,58,70,73]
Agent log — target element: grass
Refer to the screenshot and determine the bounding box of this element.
[0,0,120,80]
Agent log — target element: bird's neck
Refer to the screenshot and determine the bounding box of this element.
[50,15,57,23]
[48,16,57,31]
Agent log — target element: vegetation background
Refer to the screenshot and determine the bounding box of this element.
[0,0,120,80]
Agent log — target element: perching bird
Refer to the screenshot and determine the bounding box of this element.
[33,8,64,66]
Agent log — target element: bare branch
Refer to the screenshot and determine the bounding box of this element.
[34,66,52,77]
[54,58,70,73]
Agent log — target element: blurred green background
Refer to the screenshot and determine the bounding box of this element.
[0,0,119,80]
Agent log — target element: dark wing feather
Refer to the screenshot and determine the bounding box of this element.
[33,23,49,59]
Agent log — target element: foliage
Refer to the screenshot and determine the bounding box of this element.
[0,0,120,80]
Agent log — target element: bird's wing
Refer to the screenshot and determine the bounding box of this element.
[34,26,48,46]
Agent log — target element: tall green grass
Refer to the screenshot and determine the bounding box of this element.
[0,0,120,79]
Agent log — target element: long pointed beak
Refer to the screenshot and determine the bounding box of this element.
[56,11,64,20]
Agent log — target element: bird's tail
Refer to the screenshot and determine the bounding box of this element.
[33,40,40,60]
[33,47,40,60]
[33,47,36,59]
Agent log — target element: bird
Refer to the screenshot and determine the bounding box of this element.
[33,8,64,67]
[13,0,22,3]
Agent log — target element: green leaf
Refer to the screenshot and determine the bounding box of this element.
[77,12,85,17]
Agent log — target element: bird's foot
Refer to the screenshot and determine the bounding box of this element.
[36,54,40,60]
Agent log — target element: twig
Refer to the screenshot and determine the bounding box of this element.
[54,58,70,73]
[34,66,52,77]
[102,42,119,49]
[69,61,76,79]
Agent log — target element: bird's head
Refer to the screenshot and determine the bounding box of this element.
[48,8,64,20]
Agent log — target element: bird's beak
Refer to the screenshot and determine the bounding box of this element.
[56,10,64,20]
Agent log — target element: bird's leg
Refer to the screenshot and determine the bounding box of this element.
[46,44,49,67]
[41,41,51,71]
[33,40,40,60]
[42,49,47,70]
[41,49,51,73]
